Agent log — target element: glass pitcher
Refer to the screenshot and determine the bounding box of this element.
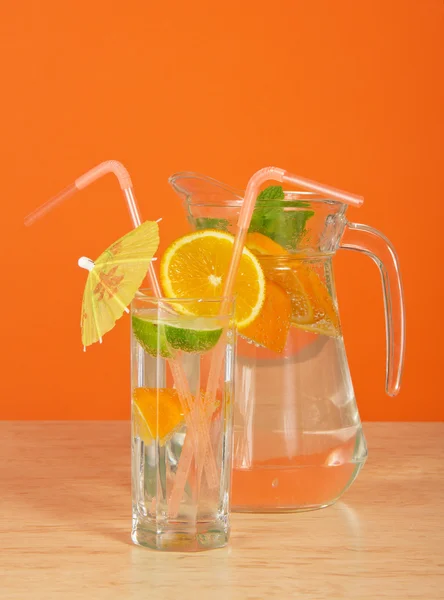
[169,172,405,512]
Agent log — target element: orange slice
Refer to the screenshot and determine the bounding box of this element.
[133,388,184,444]
[160,230,265,328]
[296,265,340,332]
[239,279,292,353]
[262,262,314,325]
[244,232,288,256]
[245,232,340,337]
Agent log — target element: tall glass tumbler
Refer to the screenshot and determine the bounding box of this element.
[131,294,236,551]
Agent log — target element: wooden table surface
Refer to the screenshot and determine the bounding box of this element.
[1,422,443,599]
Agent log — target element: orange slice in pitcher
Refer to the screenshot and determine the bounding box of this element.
[133,387,185,444]
[239,280,292,353]
[295,266,341,334]
[245,232,289,256]
[245,232,340,336]
[266,265,314,325]
[160,230,265,329]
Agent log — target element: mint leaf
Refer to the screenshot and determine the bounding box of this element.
[249,185,314,250]
[192,185,315,250]
[194,217,230,232]
[257,186,285,201]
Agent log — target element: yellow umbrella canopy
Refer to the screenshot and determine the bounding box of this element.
[79,220,159,349]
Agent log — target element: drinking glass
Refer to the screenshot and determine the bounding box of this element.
[131,294,236,550]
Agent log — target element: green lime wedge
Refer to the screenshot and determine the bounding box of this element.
[164,323,222,353]
[132,314,223,355]
[132,315,172,358]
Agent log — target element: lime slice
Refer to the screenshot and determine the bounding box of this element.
[164,322,222,353]
[132,315,172,358]
[132,314,223,355]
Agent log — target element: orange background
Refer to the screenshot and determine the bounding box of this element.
[3,1,443,420]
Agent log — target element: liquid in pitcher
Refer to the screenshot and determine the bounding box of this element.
[232,252,367,511]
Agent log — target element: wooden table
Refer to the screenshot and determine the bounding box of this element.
[1,423,443,599]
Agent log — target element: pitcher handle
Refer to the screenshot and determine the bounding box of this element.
[340,222,406,397]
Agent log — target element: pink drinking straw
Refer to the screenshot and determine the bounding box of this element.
[24,161,162,295]
[24,160,218,515]
[223,167,363,309]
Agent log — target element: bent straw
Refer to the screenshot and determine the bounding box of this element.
[225,167,363,307]
[24,160,162,296]
[24,160,218,512]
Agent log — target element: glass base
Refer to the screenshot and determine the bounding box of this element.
[231,457,366,513]
[132,518,229,552]
[232,502,333,513]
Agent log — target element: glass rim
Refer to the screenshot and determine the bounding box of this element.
[184,192,347,210]
[133,291,236,305]
[170,171,349,212]
[257,252,335,260]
